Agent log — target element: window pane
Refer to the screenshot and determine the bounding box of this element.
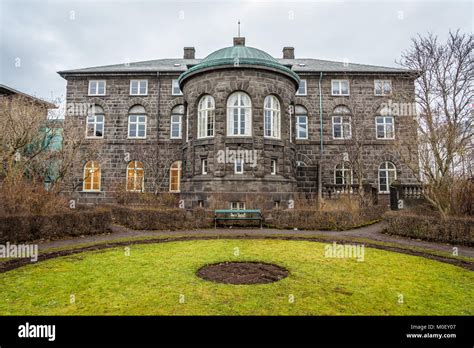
[130,115,137,123]
[334,124,342,138]
[341,81,349,94]
[332,81,339,95]
[383,81,392,94]
[377,125,385,137]
[89,82,97,94]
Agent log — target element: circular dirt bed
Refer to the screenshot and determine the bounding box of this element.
[197,261,289,284]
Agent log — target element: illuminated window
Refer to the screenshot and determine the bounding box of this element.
[169,161,182,192]
[126,161,144,192]
[83,160,101,192]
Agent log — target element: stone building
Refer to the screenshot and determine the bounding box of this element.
[58,37,419,208]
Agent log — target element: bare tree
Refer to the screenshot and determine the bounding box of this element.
[397,30,473,217]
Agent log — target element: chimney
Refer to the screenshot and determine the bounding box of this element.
[233,37,245,46]
[183,47,195,59]
[283,47,295,59]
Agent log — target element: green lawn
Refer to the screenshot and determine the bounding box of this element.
[0,239,472,315]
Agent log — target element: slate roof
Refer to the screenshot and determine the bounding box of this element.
[58,57,412,76]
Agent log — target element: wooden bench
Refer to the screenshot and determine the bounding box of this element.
[214,209,263,228]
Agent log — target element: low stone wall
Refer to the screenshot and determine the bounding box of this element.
[384,211,474,246]
[0,209,112,243]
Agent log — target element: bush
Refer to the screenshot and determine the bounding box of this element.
[268,205,386,231]
[0,208,112,243]
[111,205,213,230]
[384,211,474,246]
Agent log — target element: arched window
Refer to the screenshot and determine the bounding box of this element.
[128,105,147,139]
[378,161,397,193]
[86,105,104,138]
[126,161,144,192]
[227,92,252,136]
[170,105,184,139]
[264,95,280,138]
[295,105,308,140]
[198,95,215,138]
[332,105,352,139]
[83,160,101,191]
[169,161,182,192]
[334,162,353,185]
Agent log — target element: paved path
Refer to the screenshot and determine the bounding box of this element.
[38,222,474,259]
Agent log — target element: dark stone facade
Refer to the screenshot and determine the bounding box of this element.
[60,42,418,209]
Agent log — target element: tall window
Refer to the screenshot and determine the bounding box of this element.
[334,162,353,185]
[234,158,243,174]
[83,161,101,192]
[172,79,182,96]
[378,161,397,193]
[374,80,392,96]
[201,158,208,175]
[296,79,307,95]
[130,80,148,95]
[332,106,352,139]
[264,95,281,138]
[198,95,215,138]
[295,105,308,139]
[169,161,182,192]
[331,79,350,96]
[170,105,184,139]
[376,114,395,139]
[128,105,147,139]
[271,159,277,175]
[88,80,106,96]
[86,105,105,138]
[227,92,252,136]
[126,161,144,192]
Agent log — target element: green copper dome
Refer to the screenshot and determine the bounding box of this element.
[178,44,300,87]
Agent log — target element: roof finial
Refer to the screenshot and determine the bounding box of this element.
[238,20,241,37]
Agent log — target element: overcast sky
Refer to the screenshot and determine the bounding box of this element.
[0,0,472,102]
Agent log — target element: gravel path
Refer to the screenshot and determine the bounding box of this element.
[38,222,474,259]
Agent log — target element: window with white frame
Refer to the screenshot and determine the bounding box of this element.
[234,158,243,174]
[331,79,350,96]
[296,79,307,95]
[201,158,208,175]
[86,105,105,138]
[130,80,148,95]
[126,161,144,192]
[334,162,353,185]
[198,95,215,138]
[378,161,397,193]
[83,160,101,192]
[170,105,184,139]
[128,105,147,139]
[230,201,246,217]
[172,79,182,96]
[88,80,106,96]
[332,106,352,139]
[376,115,395,139]
[374,80,392,96]
[271,159,277,175]
[295,105,308,139]
[227,92,252,136]
[264,95,281,138]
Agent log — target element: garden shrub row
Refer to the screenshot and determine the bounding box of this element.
[267,205,386,231]
[110,205,214,230]
[0,208,112,243]
[383,211,474,246]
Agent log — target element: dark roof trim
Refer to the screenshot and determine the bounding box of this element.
[0,84,57,108]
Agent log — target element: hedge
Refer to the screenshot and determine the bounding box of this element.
[110,205,213,230]
[268,205,386,231]
[384,211,474,246]
[0,208,112,243]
